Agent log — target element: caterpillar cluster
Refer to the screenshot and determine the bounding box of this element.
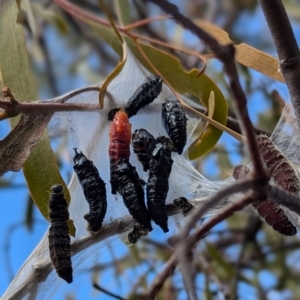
[233,142,298,237]
[108,76,188,156]
[46,74,198,283]
[48,185,73,283]
[73,149,107,233]
[43,74,199,285]
[63,74,188,250]
[106,75,189,237]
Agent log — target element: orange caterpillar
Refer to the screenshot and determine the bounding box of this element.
[109,111,132,194]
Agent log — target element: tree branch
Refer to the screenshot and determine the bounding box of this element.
[2,204,187,300]
[258,0,300,129]
[267,185,300,216]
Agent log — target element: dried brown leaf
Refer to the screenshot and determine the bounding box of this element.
[0,112,53,176]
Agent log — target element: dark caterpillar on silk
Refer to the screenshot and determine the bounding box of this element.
[73,149,107,233]
[117,158,153,243]
[132,129,156,172]
[233,164,297,236]
[173,197,194,216]
[146,137,174,233]
[48,184,73,283]
[125,75,163,118]
[109,111,132,194]
[107,75,163,121]
[162,96,187,154]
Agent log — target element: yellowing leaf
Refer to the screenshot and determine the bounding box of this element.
[99,51,127,109]
[206,242,234,278]
[188,91,216,160]
[68,219,76,237]
[194,19,284,82]
[98,0,127,108]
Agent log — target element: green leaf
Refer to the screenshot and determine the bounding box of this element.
[114,0,132,26]
[23,134,70,217]
[0,1,36,102]
[31,3,69,35]
[0,0,73,235]
[188,91,216,159]
[128,244,142,263]
[204,271,214,300]
[206,242,234,278]
[67,219,76,237]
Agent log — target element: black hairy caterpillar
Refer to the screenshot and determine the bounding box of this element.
[256,135,300,195]
[48,185,73,283]
[146,137,174,233]
[132,129,156,172]
[125,75,163,118]
[109,111,132,194]
[162,96,187,154]
[73,149,107,232]
[128,222,149,244]
[117,158,153,234]
[173,197,194,216]
[233,165,297,236]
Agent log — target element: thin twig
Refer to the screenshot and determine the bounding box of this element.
[267,185,300,215]
[0,86,101,119]
[93,282,126,300]
[140,255,177,300]
[196,254,227,299]
[123,15,170,30]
